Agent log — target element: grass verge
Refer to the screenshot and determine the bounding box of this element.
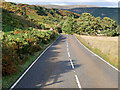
[2,34,59,89]
[61,33,68,35]
[75,34,119,69]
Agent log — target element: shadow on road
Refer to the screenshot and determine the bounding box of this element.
[15,35,81,88]
[34,35,81,88]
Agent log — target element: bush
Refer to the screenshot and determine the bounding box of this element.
[2,29,57,76]
[106,31,116,36]
[56,26,62,33]
[41,24,45,30]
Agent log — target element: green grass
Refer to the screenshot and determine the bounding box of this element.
[75,34,119,69]
[2,34,59,89]
[61,33,68,35]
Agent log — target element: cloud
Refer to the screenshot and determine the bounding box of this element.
[50,3,68,5]
[105,0,120,2]
[5,0,120,2]
[5,0,119,7]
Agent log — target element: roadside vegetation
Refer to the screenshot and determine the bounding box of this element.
[2,29,59,88]
[75,34,119,69]
[2,2,79,74]
[2,1,120,88]
[2,29,58,76]
[60,11,119,68]
[60,13,120,36]
[2,1,80,88]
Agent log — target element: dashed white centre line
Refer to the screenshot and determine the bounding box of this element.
[67,35,82,89]
[67,48,69,52]
[75,75,82,90]
[68,52,70,57]
[70,59,75,69]
[67,45,68,48]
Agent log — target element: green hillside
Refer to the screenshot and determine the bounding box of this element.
[2,2,120,89]
[2,2,81,88]
[64,7,119,24]
[2,2,119,36]
[2,2,80,32]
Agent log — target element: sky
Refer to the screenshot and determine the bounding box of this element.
[5,0,120,7]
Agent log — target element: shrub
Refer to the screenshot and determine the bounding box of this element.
[41,24,45,30]
[2,30,57,76]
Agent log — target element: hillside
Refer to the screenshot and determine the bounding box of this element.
[2,2,120,89]
[37,5,119,24]
[2,2,80,32]
[64,7,119,24]
[39,5,98,9]
[2,2,120,36]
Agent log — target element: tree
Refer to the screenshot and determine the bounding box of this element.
[77,13,98,35]
[61,18,77,34]
[116,25,120,36]
[56,26,62,33]
[41,24,45,30]
[100,17,117,36]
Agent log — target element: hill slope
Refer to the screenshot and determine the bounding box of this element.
[64,7,118,24]
[2,2,80,32]
[39,5,98,9]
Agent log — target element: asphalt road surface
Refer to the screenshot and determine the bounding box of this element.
[13,35,119,89]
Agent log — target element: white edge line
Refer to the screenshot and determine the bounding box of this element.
[10,35,61,89]
[75,75,82,89]
[74,35,120,72]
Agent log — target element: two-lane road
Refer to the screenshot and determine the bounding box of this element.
[12,35,119,89]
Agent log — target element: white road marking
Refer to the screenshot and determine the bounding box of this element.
[67,48,69,52]
[68,52,70,57]
[67,35,82,89]
[70,59,75,69]
[10,36,61,89]
[67,38,68,47]
[67,44,68,48]
[91,54,97,56]
[75,75,82,89]
[74,35,120,72]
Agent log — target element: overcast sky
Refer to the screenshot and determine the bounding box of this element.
[5,0,120,7]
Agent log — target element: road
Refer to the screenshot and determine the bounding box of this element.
[13,35,119,89]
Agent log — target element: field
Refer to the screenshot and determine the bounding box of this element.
[75,35,118,68]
